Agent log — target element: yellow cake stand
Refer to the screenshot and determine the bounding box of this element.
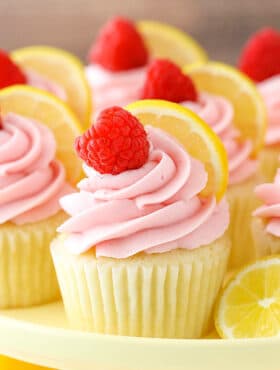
[0,301,278,370]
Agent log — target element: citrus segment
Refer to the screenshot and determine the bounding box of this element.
[12,46,92,128]
[137,20,207,67]
[185,61,267,154]
[0,85,82,184]
[126,99,228,200]
[216,256,280,339]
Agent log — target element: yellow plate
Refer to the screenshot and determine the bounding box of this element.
[0,301,278,370]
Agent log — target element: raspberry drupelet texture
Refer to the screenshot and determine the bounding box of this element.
[239,28,280,82]
[0,49,27,89]
[141,59,198,103]
[89,17,149,72]
[75,106,150,175]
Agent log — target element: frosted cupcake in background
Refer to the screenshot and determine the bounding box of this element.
[0,85,82,309]
[239,27,280,181]
[51,102,230,339]
[86,17,149,116]
[140,59,266,268]
[251,168,280,258]
[0,49,66,99]
[0,48,91,128]
[85,17,207,117]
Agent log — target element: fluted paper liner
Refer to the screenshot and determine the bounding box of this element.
[251,217,280,258]
[227,176,261,268]
[0,212,65,308]
[259,146,280,182]
[52,235,230,339]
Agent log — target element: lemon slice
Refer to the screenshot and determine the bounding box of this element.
[136,20,207,67]
[185,61,267,155]
[0,85,82,185]
[11,46,92,128]
[215,256,280,339]
[126,99,228,200]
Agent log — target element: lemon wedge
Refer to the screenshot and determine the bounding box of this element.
[215,256,280,339]
[126,99,228,200]
[0,85,82,185]
[12,46,92,128]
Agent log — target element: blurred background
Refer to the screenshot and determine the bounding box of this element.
[1,0,280,64]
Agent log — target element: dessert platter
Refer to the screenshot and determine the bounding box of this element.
[0,17,279,370]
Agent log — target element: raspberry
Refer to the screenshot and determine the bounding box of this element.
[89,17,149,72]
[75,106,150,175]
[239,28,280,82]
[141,59,198,102]
[0,49,27,89]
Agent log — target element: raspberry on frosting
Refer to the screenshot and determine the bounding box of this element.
[0,49,27,89]
[89,17,149,72]
[239,28,280,82]
[75,106,150,175]
[141,59,198,102]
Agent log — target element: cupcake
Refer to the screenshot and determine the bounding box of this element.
[0,49,65,98]
[251,169,280,258]
[0,85,82,308]
[239,27,280,181]
[86,17,207,117]
[51,102,230,339]
[0,48,91,127]
[140,59,266,268]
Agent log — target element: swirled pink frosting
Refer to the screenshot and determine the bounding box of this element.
[183,93,257,185]
[85,64,147,117]
[25,69,67,101]
[254,169,280,237]
[258,75,280,146]
[58,126,229,258]
[0,113,73,225]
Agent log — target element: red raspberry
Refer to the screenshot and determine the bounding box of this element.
[75,107,150,175]
[141,59,198,102]
[89,17,149,72]
[239,28,280,82]
[0,49,27,88]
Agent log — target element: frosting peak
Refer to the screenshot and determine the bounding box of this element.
[85,64,147,117]
[183,93,257,185]
[254,169,280,237]
[58,126,229,258]
[26,70,67,101]
[0,113,73,225]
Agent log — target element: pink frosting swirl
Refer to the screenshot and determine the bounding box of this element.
[0,113,73,225]
[254,169,280,237]
[258,75,280,146]
[58,126,229,259]
[183,93,257,185]
[26,70,67,101]
[85,64,147,117]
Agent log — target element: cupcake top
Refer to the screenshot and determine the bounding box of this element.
[0,49,66,100]
[86,17,149,115]
[0,113,73,225]
[253,169,280,237]
[239,28,280,147]
[141,59,257,185]
[58,106,229,259]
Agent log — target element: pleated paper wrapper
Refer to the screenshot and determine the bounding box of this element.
[0,212,65,308]
[52,234,230,339]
